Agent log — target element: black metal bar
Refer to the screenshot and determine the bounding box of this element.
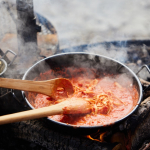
[0,49,10,64]
[16,0,41,61]
[136,65,150,92]
[60,39,150,53]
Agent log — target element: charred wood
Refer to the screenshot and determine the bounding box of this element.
[113,79,150,149]
[0,119,117,150]
[123,96,150,150]
[139,140,150,150]
[140,78,150,87]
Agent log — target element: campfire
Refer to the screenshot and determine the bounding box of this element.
[0,41,150,150]
[0,1,150,150]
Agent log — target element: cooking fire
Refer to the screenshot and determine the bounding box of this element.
[0,0,150,150]
[0,50,150,150]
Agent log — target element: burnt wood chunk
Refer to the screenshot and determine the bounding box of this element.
[139,140,150,150]
[140,78,150,99]
[117,79,150,149]
[125,96,150,149]
[0,120,116,150]
[140,78,150,87]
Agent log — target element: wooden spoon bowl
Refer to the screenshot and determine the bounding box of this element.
[0,77,74,99]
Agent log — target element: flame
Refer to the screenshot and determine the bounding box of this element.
[86,131,107,142]
[86,135,101,142]
[100,132,107,142]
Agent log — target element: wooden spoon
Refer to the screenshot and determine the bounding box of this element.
[0,98,92,125]
[0,77,74,98]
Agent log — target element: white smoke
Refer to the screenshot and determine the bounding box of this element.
[33,0,150,49]
[0,0,150,78]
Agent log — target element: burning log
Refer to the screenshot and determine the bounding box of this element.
[125,96,150,150]
[0,119,117,150]
[121,78,150,150]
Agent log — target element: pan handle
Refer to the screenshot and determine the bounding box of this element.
[136,65,150,92]
[1,50,17,66]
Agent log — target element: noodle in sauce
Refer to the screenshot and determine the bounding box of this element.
[32,67,139,126]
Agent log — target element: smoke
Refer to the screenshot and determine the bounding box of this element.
[33,0,150,48]
[0,0,150,78]
[33,0,150,73]
[86,41,128,63]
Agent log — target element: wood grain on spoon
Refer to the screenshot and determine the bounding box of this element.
[0,98,92,125]
[0,77,74,99]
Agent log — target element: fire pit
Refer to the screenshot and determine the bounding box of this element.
[1,1,150,150]
[0,39,150,149]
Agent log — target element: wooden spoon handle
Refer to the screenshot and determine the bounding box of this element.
[0,78,51,94]
[0,78,74,98]
[0,98,91,125]
[0,102,63,125]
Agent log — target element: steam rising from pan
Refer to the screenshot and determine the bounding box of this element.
[22,53,142,130]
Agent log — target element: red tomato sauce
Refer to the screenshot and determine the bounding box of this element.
[31,67,139,126]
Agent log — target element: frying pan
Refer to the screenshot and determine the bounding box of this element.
[22,52,143,134]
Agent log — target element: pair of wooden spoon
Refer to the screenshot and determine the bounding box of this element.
[0,78,92,125]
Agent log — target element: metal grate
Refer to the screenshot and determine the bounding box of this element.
[0,88,12,97]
